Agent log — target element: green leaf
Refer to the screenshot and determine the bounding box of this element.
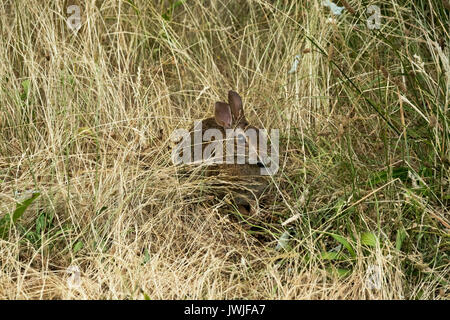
[162,13,170,21]
[0,215,11,238]
[0,192,40,239]
[25,231,38,243]
[12,192,40,223]
[36,213,45,234]
[326,267,352,278]
[142,248,151,265]
[143,292,151,300]
[336,268,352,277]
[320,251,345,261]
[368,166,409,185]
[361,232,378,247]
[22,79,30,92]
[330,233,356,257]
[396,228,407,251]
[21,79,30,100]
[73,241,84,254]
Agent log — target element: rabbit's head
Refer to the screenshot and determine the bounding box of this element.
[213,91,265,167]
[214,90,248,130]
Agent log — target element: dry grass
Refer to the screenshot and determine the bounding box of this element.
[0,0,448,299]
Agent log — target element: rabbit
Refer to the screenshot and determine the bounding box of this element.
[186,90,268,213]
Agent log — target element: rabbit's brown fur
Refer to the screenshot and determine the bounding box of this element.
[188,91,267,209]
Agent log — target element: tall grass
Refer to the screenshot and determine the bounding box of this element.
[0,0,448,299]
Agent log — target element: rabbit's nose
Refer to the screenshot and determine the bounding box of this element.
[256,161,265,168]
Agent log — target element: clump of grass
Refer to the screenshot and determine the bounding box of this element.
[0,0,448,299]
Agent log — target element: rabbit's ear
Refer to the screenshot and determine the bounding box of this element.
[215,102,232,128]
[228,90,244,119]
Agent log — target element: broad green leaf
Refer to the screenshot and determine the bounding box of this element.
[361,232,378,247]
[21,79,31,100]
[326,267,352,278]
[36,213,46,234]
[368,166,409,185]
[73,241,84,254]
[320,251,345,261]
[0,192,40,239]
[13,192,40,223]
[142,248,151,265]
[336,268,352,277]
[330,233,356,257]
[396,228,407,251]
[0,215,11,238]
[143,292,151,300]
[22,79,30,93]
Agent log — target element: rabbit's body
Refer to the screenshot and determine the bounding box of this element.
[187,91,267,209]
